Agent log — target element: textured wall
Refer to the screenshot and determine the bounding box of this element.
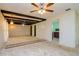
[8,24,30,37]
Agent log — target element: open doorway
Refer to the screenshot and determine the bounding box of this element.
[34,25,36,36]
[52,20,59,43]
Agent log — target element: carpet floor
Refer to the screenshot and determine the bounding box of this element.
[0,36,79,56]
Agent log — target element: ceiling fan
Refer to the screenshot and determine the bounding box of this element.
[30,3,54,14]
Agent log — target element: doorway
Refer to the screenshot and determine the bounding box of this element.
[30,25,32,36]
[34,25,36,36]
[52,20,59,42]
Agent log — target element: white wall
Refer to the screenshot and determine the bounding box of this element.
[0,10,8,46]
[32,25,34,36]
[33,17,52,41]
[8,24,30,37]
[35,21,47,39]
[76,11,79,46]
[59,10,76,48]
[3,20,8,42]
[31,10,79,48]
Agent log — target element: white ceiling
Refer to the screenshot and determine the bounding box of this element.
[0,3,79,19]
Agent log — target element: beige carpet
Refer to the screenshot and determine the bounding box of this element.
[5,39,45,49]
[0,36,79,56]
[7,36,38,45]
[5,36,45,49]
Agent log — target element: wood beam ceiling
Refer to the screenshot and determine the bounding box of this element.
[1,10,46,21]
[1,10,46,25]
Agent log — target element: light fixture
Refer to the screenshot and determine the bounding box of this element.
[38,9,45,14]
[22,23,25,26]
[38,9,46,14]
[22,20,25,26]
[38,4,46,14]
[10,20,14,24]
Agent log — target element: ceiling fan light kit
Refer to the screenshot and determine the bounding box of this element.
[31,3,54,14]
[38,9,46,14]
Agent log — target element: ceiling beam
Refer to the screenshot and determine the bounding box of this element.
[4,16,41,22]
[7,19,38,25]
[1,10,46,21]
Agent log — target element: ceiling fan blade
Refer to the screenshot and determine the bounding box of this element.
[31,3,39,8]
[30,10,38,13]
[45,9,54,12]
[46,3,54,8]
